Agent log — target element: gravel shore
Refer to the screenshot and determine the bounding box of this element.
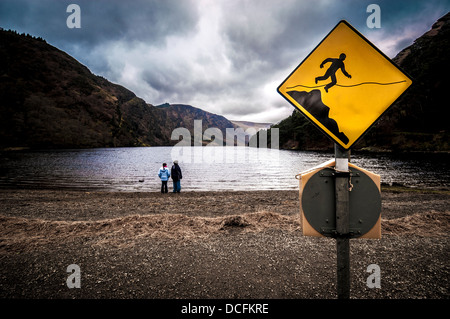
[0,188,448,300]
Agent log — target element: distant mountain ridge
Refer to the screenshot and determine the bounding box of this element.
[0,29,249,149]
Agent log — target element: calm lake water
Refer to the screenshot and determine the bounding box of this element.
[0,147,449,191]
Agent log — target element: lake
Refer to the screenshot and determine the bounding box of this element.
[0,147,449,191]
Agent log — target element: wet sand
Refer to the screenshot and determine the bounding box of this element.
[0,188,448,300]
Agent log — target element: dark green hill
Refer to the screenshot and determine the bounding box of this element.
[0,30,236,149]
[0,30,149,148]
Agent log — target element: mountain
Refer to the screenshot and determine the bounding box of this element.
[0,30,151,148]
[154,103,238,146]
[0,30,240,149]
[359,11,449,152]
[271,12,450,152]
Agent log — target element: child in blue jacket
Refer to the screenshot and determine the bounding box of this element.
[158,163,170,193]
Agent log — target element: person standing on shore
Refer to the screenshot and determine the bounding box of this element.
[171,160,182,193]
[158,163,170,194]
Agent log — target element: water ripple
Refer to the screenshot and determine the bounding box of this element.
[0,147,448,191]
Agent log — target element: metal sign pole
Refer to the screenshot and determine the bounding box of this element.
[334,144,350,299]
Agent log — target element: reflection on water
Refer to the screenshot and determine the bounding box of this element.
[0,147,448,191]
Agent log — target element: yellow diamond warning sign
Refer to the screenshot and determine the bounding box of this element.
[277,20,412,149]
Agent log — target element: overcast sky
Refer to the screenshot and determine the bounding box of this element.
[1,0,448,123]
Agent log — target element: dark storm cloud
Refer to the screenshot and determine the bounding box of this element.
[1,0,448,123]
[0,0,199,46]
[220,1,337,73]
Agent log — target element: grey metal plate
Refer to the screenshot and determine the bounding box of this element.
[301,167,381,238]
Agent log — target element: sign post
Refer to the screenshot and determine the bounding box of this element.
[334,144,350,299]
[278,20,412,299]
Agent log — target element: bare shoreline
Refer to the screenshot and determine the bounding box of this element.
[0,188,448,299]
